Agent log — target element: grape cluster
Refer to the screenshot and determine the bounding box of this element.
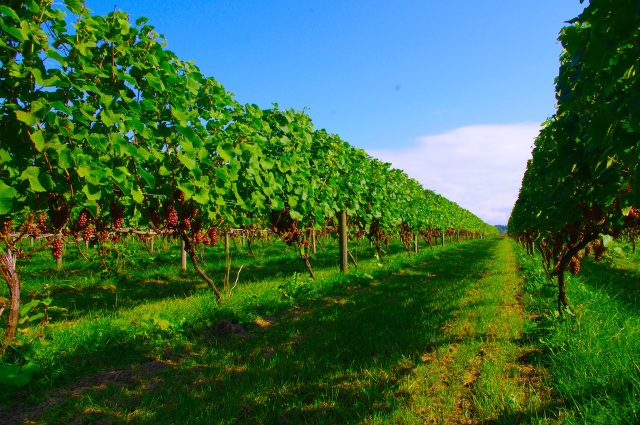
[1,218,13,235]
[569,256,581,275]
[83,225,95,242]
[181,218,191,229]
[208,228,219,246]
[51,238,63,260]
[165,206,178,227]
[37,212,48,233]
[269,208,303,246]
[280,224,301,246]
[593,240,606,261]
[77,210,89,229]
[110,203,124,229]
[584,244,593,257]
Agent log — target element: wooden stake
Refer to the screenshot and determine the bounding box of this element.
[224,231,231,294]
[312,228,317,254]
[181,239,187,271]
[339,210,348,273]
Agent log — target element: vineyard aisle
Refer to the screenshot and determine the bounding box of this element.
[378,237,548,424]
[0,239,551,424]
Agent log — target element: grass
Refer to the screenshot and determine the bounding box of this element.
[7,234,638,423]
[1,235,548,424]
[515,241,640,424]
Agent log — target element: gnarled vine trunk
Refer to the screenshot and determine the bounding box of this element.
[1,250,20,351]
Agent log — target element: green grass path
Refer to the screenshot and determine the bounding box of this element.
[378,237,546,424]
[2,238,549,424]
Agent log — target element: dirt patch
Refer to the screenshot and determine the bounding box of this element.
[322,296,349,305]
[209,320,248,337]
[140,279,167,285]
[253,316,277,329]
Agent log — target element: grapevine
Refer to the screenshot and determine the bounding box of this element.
[509,0,639,313]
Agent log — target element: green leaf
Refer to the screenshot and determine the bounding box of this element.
[39,173,55,191]
[131,188,144,204]
[138,169,156,189]
[30,68,43,86]
[186,77,201,95]
[1,22,25,41]
[46,50,68,67]
[28,312,45,323]
[15,110,37,126]
[25,0,40,13]
[47,306,68,313]
[217,145,232,162]
[192,187,210,204]
[176,125,198,143]
[58,148,74,169]
[601,234,614,248]
[20,300,40,317]
[154,318,171,331]
[177,150,196,170]
[18,167,46,192]
[144,73,165,91]
[0,181,18,215]
[0,362,40,388]
[30,131,45,151]
[0,6,20,21]
[82,184,102,201]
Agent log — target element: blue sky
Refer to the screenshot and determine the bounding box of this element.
[84,1,587,225]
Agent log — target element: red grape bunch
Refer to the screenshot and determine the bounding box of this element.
[208,228,219,246]
[165,205,179,228]
[51,237,63,260]
[110,203,124,229]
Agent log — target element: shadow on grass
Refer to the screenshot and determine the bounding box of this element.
[18,238,411,322]
[3,240,500,424]
[578,256,640,311]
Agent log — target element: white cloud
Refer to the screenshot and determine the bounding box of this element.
[369,123,540,225]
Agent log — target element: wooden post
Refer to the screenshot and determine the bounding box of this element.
[414,233,419,254]
[338,210,348,273]
[181,239,187,271]
[312,228,317,254]
[441,231,445,247]
[150,236,154,252]
[224,231,231,294]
